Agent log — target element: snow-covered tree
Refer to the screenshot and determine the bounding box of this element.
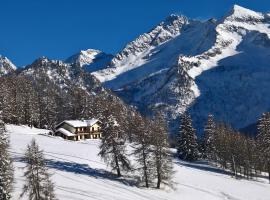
[21,139,57,200]
[177,113,199,161]
[0,119,14,200]
[257,112,270,182]
[151,113,174,189]
[99,104,131,177]
[204,114,216,161]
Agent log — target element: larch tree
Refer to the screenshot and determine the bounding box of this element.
[99,104,131,177]
[257,112,270,183]
[0,119,14,200]
[204,114,217,161]
[151,113,174,189]
[177,113,199,161]
[21,139,56,200]
[131,114,153,187]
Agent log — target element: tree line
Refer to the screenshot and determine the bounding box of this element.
[0,75,130,130]
[176,112,270,182]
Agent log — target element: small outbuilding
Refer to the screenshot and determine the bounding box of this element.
[54,119,102,141]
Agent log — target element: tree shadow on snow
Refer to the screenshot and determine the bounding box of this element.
[14,156,140,187]
[174,159,233,177]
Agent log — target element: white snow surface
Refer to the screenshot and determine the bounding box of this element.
[7,125,270,200]
[55,128,75,136]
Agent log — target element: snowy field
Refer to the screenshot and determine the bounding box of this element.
[7,125,270,200]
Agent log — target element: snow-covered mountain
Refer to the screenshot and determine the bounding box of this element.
[21,56,103,92]
[16,56,133,124]
[65,49,113,73]
[92,5,270,134]
[0,55,16,76]
[92,14,192,87]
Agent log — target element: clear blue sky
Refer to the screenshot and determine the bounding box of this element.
[1,0,270,66]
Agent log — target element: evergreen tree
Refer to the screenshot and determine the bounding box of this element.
[151,113,174,189]
[177,113,199,161]
[21,139,56,200]
[99,104,131,177]
[257,112,270,183]
[0,119,14,200]
[204,114,216,161]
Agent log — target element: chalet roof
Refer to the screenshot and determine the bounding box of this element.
[56,128,75,137]
[56,119,100,128]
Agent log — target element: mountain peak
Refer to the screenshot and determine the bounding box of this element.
[79,49,101,56]
[162,14,188,27]
[0,55,16,69]
[0,55,16,76]
[232,4,250,12]
[66,49,104,67]
[164,14,186,22]
[225,4,264,22]
[65,49,113,73]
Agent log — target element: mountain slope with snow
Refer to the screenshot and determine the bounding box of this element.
[92,5,270,133]
[19,56,105,97]
[66,49,113,73]
[8,125,270,200]
[92,15,195,88]
[0,55,16,76]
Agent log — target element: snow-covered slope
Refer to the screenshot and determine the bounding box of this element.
[8,125,270,200]
[92,5,270,133]
[0,55,16,76]
[66,49,113,73]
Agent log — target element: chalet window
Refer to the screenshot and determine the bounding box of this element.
[92,127,94,132]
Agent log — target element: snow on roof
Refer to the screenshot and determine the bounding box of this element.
[56,128,75,137]
[60,119,100,128]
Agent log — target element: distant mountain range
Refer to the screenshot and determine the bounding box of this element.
[2,5,270,134]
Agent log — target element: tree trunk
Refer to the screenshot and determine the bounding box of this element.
[113,145,121,177]
[156,173,161,189]
[116,166,121,177]
[268,164,270,183]
[156,154,161,189]
[142,149,149,188]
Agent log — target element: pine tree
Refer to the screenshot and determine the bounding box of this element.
[177,113,199,161]
[99,104,131,177]
[257,112,270,183]
[151,113,174,189]
[0,119,14,200]
[21,139,57,200]
[204,114,216,161]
